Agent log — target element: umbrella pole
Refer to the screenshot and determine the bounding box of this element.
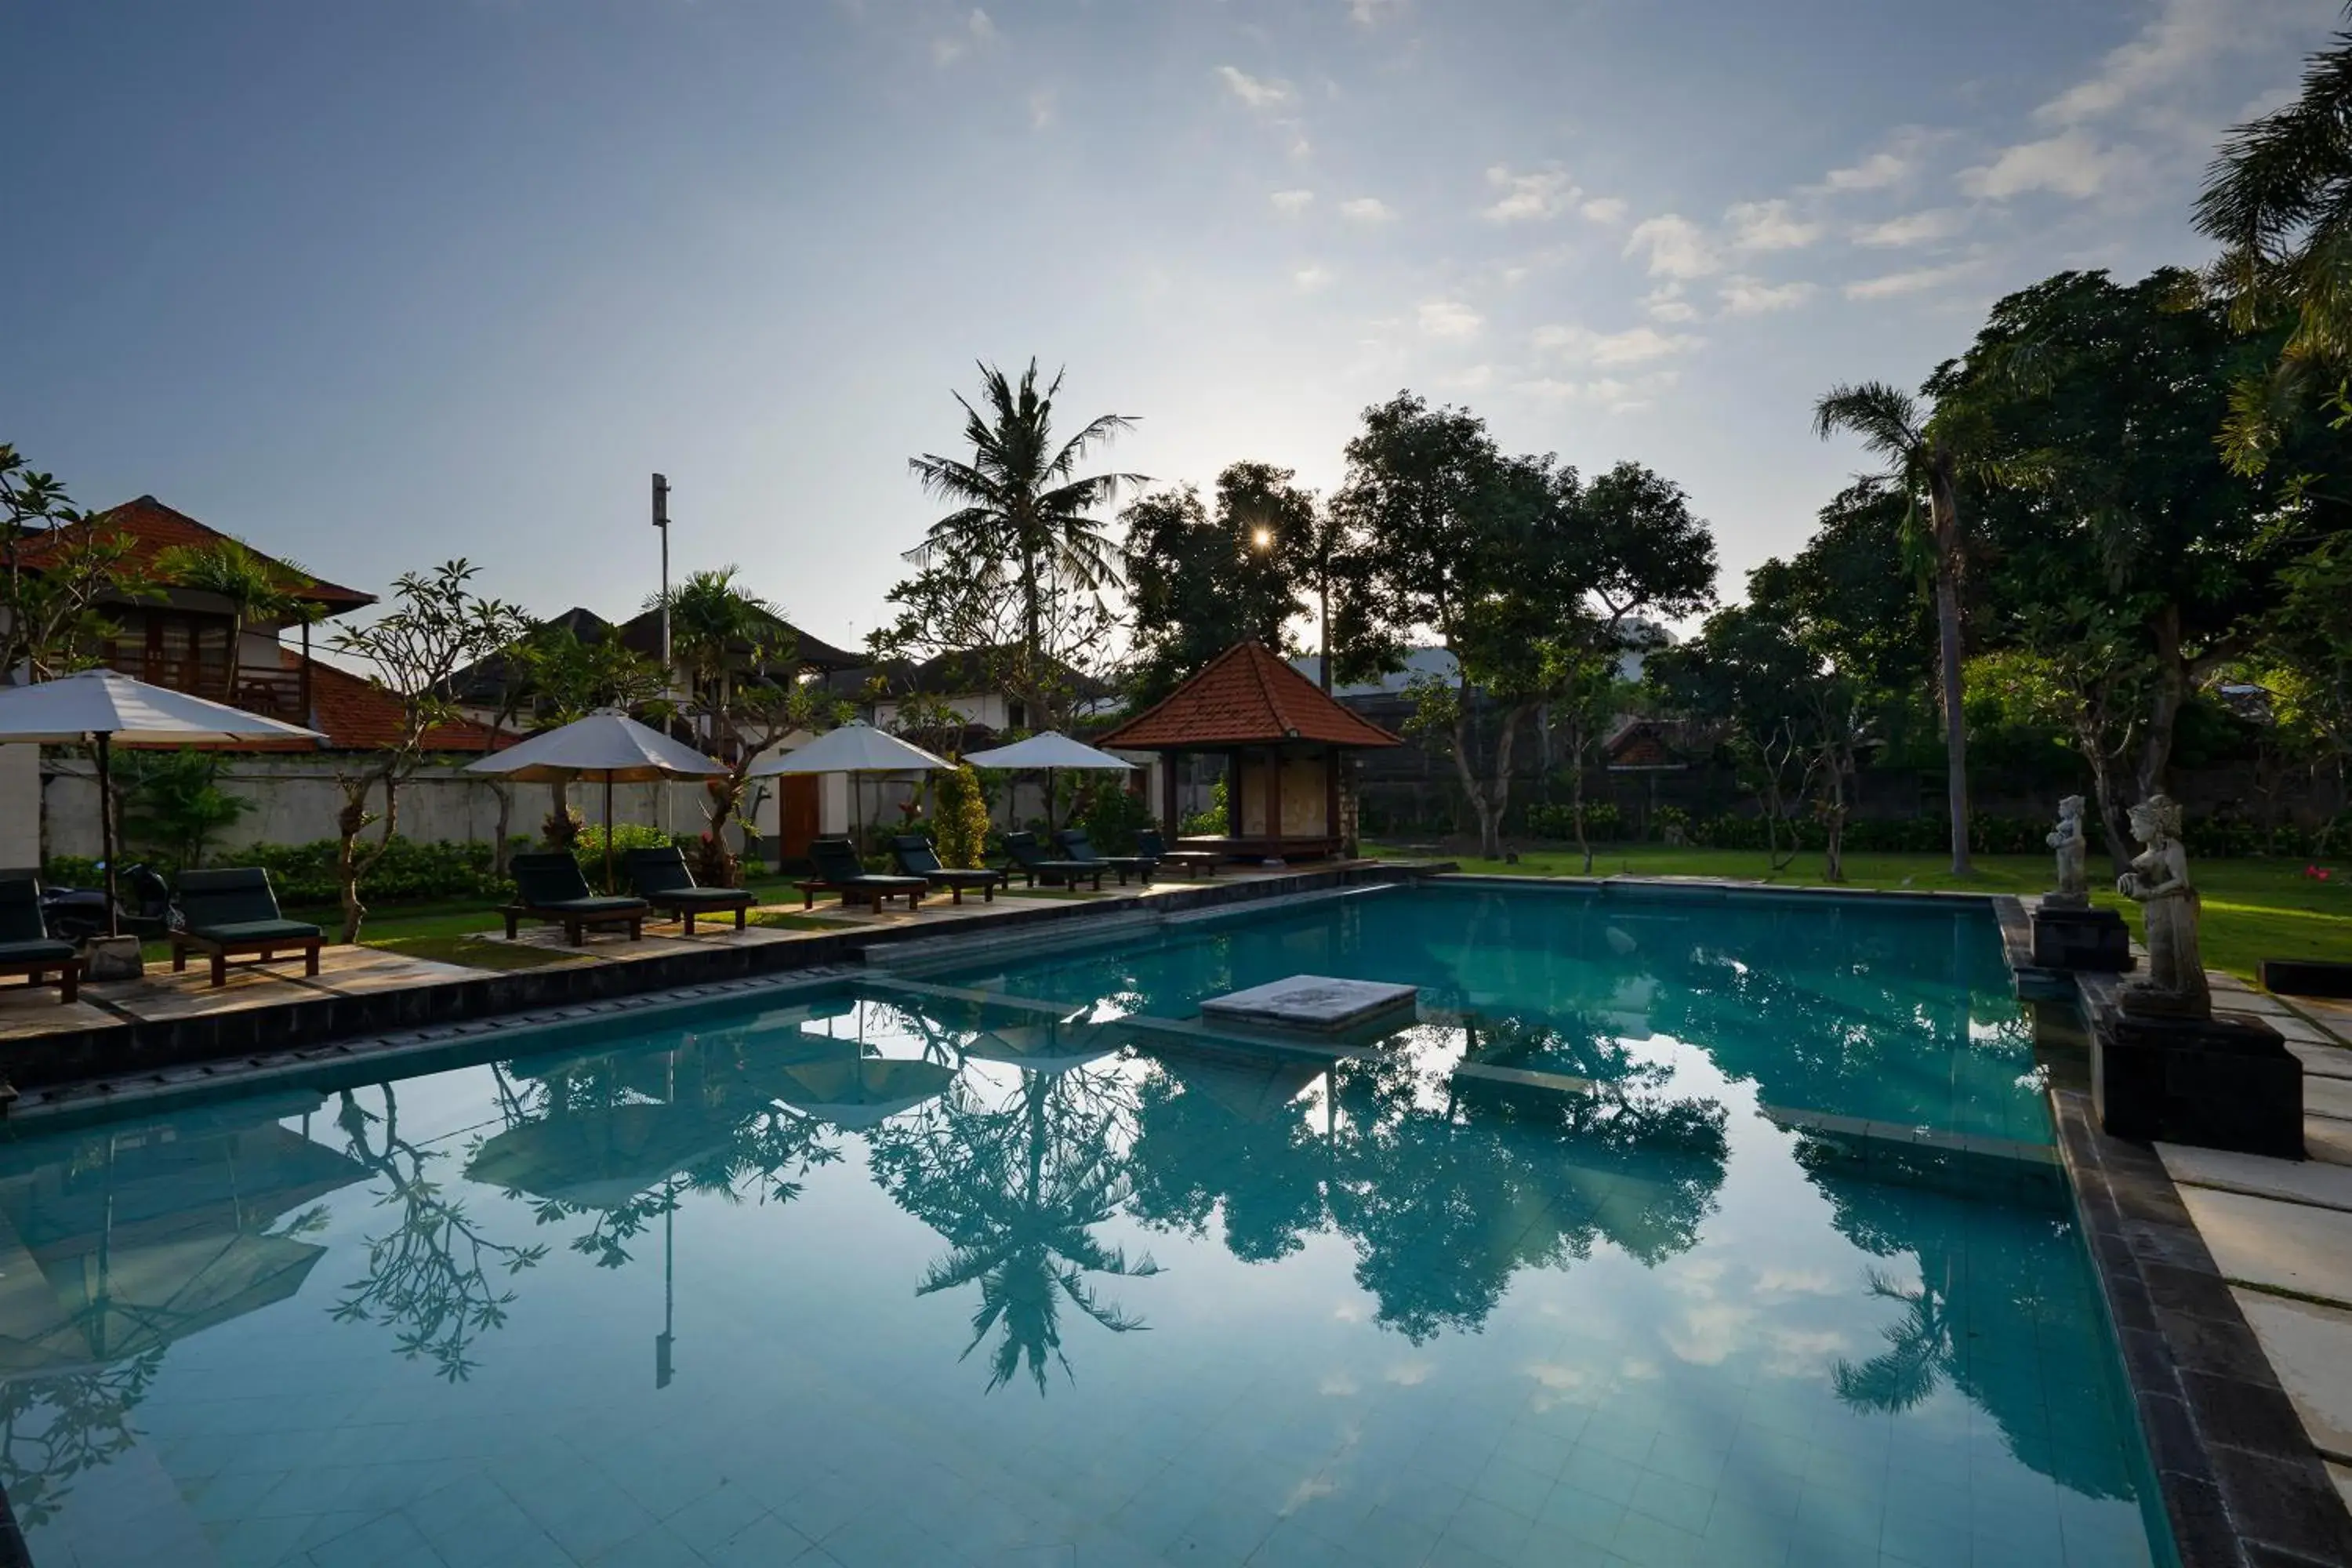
[95,731,120,938]
[604,772,616,895]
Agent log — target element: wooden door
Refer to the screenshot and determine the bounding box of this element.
[779,775,820,861]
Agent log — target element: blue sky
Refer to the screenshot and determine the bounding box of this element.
[1,0,2332,649]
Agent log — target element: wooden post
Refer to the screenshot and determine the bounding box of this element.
[1325,747,1340,850]
[1163,752,1180,838]
[1265,746,1283,857]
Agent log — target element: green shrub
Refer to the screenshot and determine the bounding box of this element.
[1080,782,1153,855]
[1180,776,1229,837]
[934,765,992,869]
[1524,801,1625,843]
[573,822,677,880]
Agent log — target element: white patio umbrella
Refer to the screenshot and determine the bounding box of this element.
[466,710,726,891]
[961,731,1133,833]
[0,670,324,935]
[747,720,949,847]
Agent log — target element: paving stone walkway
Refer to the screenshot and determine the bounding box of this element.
[2155,971,2352,1515]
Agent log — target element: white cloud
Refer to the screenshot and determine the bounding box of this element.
[1581,196,1628,224]
[1294,263,1333,291]
[1483,165,1579,223]
[1719,275,1817,315]
[1512,372,1679,412]
[1533,322,1700,365]
[1270,189,1316,215]
[932,8,996,67]
[1643,286,1699,324]
[2035,0,2259,125]
[1340,196,1397,223]
[1820,151,1911,192]
[1624,215,1720,279]
[1441,363,1496,391]
[1027,88,1055,131]
[1726,198,1821,252]
[1215,65,1298,111]
[1348,0,1408,23]
[1851,208,1966,247]
[1845,260,1977,299]
[1417,299,1483,337]
[1960,129,2119,199]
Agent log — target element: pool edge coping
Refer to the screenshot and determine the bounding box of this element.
[2013,891,2352,1568]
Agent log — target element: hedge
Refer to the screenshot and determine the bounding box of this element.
[44,837,514,909]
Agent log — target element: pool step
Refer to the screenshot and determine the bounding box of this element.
[1450,1061,1599,1102]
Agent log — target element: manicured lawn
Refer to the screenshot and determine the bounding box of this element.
[1372,842,2352,984]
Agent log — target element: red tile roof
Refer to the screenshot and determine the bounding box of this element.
[19,496,376,613]
[208,653,508,753]
[1096,641,1402,751]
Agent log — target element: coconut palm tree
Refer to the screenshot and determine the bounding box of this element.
[647,566,785,717]
[2195,9,2352,469]
[907,360,1142,718]
[1813,382,1975,876]
[152,538,319,706]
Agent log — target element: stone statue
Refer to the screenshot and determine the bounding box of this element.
[2115,794,2209,1018]
[2046,796,2090,908]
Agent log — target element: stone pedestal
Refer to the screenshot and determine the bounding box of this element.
[2092,1006,2303,1159]
[79,935,144,982]
[2031,904,2133,971]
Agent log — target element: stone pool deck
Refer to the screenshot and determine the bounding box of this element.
[2148,981,2352,1520]
[0,861,1436,1115]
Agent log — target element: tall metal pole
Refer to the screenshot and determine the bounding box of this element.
[652,474,672,677]
[653,474,673,838]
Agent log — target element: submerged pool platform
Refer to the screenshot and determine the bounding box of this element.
[0,875,2275,1566]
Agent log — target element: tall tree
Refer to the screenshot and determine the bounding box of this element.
[326,562,528,942]
[1335,395,1715,858]
[1938,269,2331,839]
[648,568,824,884]
[1122,465,1306,707]
[905,361,1141,726]
[0,447,150,681]
[2194,5,2352,471]
[1813,383,1979,875]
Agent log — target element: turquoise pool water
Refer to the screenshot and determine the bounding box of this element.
[0,883,2167,1568]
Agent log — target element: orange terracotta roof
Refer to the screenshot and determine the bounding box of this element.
[19,495,376,612]
[1096,640,1402,751]
[198,654,509,753]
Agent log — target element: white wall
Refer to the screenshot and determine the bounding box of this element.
[36,753,727,861]
[0,745,39,870]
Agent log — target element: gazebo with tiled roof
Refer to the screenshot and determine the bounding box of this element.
[1095,640,1400,862]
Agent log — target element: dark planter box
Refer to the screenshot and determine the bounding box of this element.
[2259,958,2352,999]
[2092,1006,2303,1159]
[2031,905,2133,971]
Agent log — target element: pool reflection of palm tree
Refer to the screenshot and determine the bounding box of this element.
[1831,1265,1955,1414]
[1802,1148,2136,1501]
[871,1065,1160,1394]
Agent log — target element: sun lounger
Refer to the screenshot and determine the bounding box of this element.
[1000,831,1106,891]
[502,852,651,946]
[172,867,325,987]
[890,836,1007,906]
[1138,829,1219,878]
[1054,828,1156,886]
[0,877,80,1004]
[799,837,927,911]
[623,845,756,935]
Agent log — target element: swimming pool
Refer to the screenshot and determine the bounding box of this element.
[0,880,2169,1567]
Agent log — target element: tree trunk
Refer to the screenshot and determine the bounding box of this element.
[2080,732,2136,878]
[1570,723,1593,874]
[490,781,514,877]
[1926,464,1972,876]
[1450,696,1499,859]
[2136,604,2187,805]
[1316,579,1332,693]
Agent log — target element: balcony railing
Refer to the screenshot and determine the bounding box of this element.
[105,655,310,726]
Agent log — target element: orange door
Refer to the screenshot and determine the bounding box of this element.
[779,775,820,860]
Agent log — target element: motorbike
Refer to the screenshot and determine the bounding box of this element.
[42,863,177,943]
